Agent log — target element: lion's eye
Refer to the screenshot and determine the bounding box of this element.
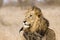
[30,15,32,17]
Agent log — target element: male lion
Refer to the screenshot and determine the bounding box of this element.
[19,6,56,40]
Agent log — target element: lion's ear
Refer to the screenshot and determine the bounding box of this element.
[35,11,42,18]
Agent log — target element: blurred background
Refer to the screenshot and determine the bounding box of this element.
[0,0,60,7]
[0,0,60,40]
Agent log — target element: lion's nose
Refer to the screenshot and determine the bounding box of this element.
[23,21,26,23]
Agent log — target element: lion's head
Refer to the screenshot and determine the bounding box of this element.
[20,6,49,35]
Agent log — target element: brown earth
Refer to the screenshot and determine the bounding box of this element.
[0,5,60,40]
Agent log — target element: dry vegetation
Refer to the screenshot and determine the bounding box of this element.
[0,5,60,40]
[0,0,60,40]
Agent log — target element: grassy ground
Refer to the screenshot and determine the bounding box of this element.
[0,5,60,40]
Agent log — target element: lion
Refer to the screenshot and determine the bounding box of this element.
[19,6,56,40]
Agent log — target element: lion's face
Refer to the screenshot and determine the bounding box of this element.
[24,10,37,26]
[23,10,36,30]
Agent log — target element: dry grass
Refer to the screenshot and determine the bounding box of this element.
[0,5,60,40]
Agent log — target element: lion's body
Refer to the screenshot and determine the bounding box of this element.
[19,6,56,40]
[23,28,55,40]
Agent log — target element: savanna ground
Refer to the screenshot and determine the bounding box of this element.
[0,4,60,40]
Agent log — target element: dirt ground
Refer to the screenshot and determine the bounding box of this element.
[0,5,60,40]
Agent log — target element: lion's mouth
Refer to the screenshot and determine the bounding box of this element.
[19,21,31,32]
[23,20,32,28]
[23,21,31,29]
